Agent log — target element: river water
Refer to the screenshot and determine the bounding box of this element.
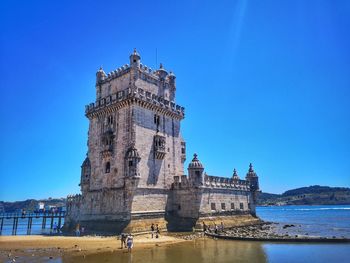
[2,205,350,262]
[257,205,350,238]
[59,205,350,263]
[60,238,350,263]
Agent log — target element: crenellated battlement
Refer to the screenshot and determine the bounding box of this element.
[204,175,250,190]
[97,64,130,83]
[172,174,250,191]
[66,194,82,207]
[85,87,185,119]
[97,62,174,87]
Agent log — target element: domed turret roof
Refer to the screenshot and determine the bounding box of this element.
[97,66,106,75]
[156,63,168,78]
[188,153,204,169]
[130,48,141,59]
[232,168,239,180]
[125,145,140,159]
[246,163,258,178]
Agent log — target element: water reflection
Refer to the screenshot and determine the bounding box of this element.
[62,239,268,263]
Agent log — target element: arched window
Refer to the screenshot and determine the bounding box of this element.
[105,162,110,173]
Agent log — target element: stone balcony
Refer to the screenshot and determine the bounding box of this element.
[154,135,166,159]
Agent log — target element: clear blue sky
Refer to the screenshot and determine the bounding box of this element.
[1,0,349,201]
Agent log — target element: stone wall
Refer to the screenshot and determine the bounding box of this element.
[133,105,184,188]
[87,106,131,190]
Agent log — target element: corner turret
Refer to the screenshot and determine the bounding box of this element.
[156,63,168,80]
[96,66,107,83]
[232,168,239,181]
[245,163,259,216]
[167,71,176,101]
[129,48,141,68]
[80,155,91,193]
[188,153,204,187]
[245,163,259,192]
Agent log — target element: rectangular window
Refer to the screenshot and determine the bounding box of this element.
[221,203,226,210]
[231,203,235,210]
[211,203,216,211]
[240,203,244,210]
[248,203,251,210]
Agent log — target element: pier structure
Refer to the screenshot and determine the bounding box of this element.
[0,211,65,235]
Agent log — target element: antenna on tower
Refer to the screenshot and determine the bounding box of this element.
[155,48,158,68]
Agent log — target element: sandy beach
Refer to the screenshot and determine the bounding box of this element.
[0,234,188,261]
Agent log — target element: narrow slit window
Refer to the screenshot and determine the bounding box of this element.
[105,162,110,173]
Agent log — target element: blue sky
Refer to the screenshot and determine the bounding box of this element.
[0,0,349,201]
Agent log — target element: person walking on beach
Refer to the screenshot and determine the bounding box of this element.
[127,234,134,252]
[155,224,160,238]
[75,223,80,236]
[203,222,207,232]
[151,223,155,238]
[53,222,57,234]
[120,233,127,249]
[214,224,218,234]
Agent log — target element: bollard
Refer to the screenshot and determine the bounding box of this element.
[42,216,46,229]
[0,218,3,235]
[58,213,62,231]
[27,217,33,235]
[12,217,18,235]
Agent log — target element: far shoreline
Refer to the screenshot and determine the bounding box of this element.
[257,204,350,207]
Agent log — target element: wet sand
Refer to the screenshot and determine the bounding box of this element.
[0,234,187,262]
[1,233,350,263]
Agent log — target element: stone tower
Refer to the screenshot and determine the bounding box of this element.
[245,163,260,216]
[85,48,185,191]
[66,49,186,232]
[66,50,261,233]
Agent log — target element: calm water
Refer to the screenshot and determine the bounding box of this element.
[30,205,350,262]
[0,216,65,235]
[2,205,349,237]
[256,205,350,238]
[56,239,350,263]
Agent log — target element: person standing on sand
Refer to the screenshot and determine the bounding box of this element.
[127,234,133,252]
[120,233,127,248]
[155,224,160,238]
[203,222,207,232]
[151,223,155,238]
[75,223,80,236]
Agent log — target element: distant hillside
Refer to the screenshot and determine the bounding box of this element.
[258,185,350,206]
[0,198,66,213]
[1,185,349,211]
